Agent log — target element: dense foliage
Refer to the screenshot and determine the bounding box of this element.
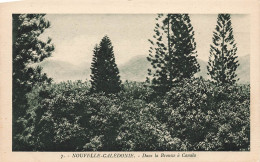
[162,78,249,151]
[147,14,200,93]
[17,78,250,151]
[12,14,54,150]
[207,14,239,85]
[90,35,121,94]
[13,13,249,152]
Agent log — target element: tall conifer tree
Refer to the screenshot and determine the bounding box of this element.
[147,14,171,92]
[90,35,121,94]
[12,14,54,150]
[207,14,239,85]
[171,14,200,81]
[147,14,200,93]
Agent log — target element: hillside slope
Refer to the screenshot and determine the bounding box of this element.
[37,55,250,84]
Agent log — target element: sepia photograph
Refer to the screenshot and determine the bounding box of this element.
[12,13,250,151]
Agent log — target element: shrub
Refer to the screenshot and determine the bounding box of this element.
[20,80,91,151]
[121,81,156,102]
[18,78,250,151]
[21,80,181,151]
[116,99,181,151]
[163,78,250,151]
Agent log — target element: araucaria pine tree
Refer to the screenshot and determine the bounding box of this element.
[147,14,200,93]
[90,35,121,94]
[207,14,239,85]
[13,14,54,150]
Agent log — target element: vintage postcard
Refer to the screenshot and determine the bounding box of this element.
[0,0,259,161]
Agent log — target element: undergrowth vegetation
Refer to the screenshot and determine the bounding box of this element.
[17,78,250,151]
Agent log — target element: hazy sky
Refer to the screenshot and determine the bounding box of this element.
[41,14,250,66]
